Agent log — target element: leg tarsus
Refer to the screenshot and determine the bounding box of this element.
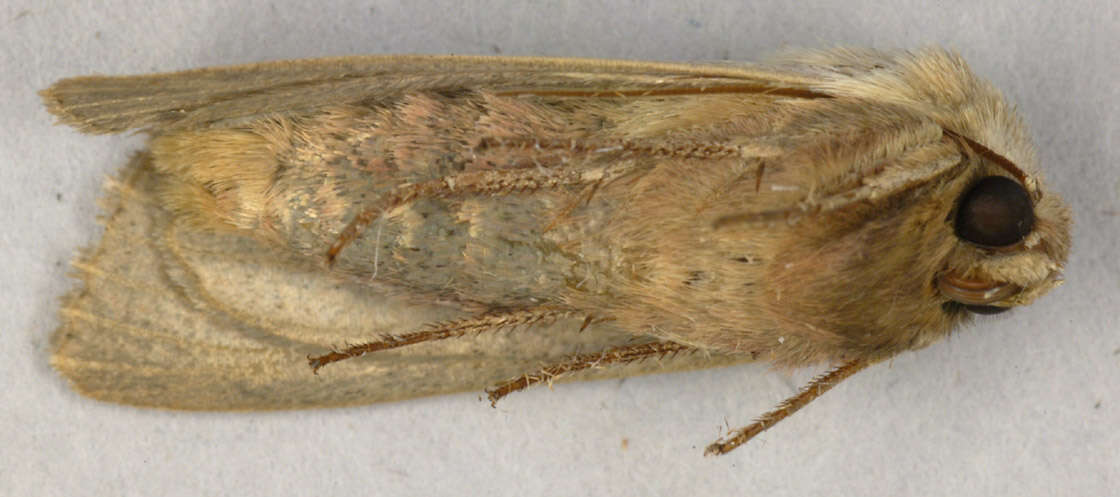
[704,357,874,456]
[308,308,569,372]
[485,341,694,406]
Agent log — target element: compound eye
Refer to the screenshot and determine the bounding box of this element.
[941,302,1014,316]
[955,176,1033,247]
[964,304,1011,315]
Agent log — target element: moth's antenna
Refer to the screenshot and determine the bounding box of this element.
[943,129,1034,197]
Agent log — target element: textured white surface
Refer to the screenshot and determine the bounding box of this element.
[2,1,1117,495]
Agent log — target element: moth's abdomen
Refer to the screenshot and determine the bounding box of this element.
[147,98,624,306]
[150,127,283,234]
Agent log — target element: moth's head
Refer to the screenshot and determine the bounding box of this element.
[937,137,1071,316]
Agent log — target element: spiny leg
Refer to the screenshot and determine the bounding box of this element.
[308,308,569,372]
[326,180,444,264]
[704,357,873,456]
[485,341,695,406]
[326,165,631,264]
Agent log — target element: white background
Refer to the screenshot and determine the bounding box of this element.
[2,1,1117,495]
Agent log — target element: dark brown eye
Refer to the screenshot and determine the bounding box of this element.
[941,301,1013,315]
[955,176,1033,247]
[963,304,1011,315]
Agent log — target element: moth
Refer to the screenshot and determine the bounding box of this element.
[42,47,1071,455]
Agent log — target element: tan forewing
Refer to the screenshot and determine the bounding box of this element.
[41,55,826,135]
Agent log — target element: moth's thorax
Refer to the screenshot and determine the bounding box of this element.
[572,131,970,364]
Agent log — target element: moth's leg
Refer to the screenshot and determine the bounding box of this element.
[307,308,569,372]
[704,357,872,455]
[485,341,695,406]
[326,164,634,263]
[326,180,446,264]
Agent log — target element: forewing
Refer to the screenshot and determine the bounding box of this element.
[41,54,825,135]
